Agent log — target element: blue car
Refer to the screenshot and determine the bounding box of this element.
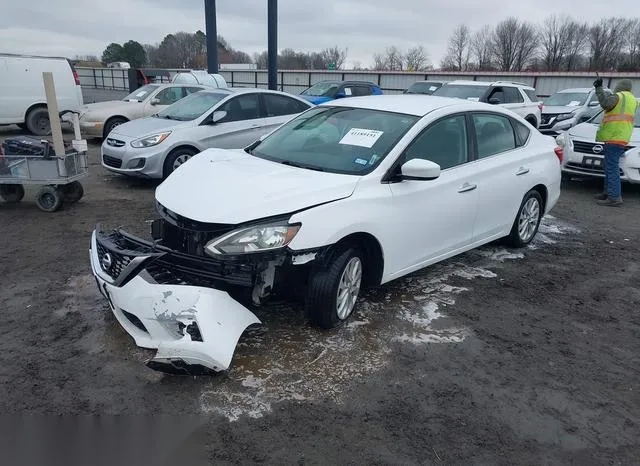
[299,80,383,105]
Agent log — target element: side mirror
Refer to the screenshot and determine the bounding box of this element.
[589,101,600,107]
[578,115,590,123]
[400,159,441,181]
[488,97,501,105]
[211,110,227,124]
[334,91,346,99]
[150,98,161,106]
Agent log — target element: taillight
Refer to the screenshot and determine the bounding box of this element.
[554,146,564,163]
[73,69,80,85]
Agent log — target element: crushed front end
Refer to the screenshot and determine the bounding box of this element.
[89,205,321,375]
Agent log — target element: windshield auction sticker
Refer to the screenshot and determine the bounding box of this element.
[339,128,383,148]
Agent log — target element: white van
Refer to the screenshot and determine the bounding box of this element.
[0,54,84,135]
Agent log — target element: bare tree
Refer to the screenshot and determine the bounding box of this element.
[540,15,572,71]
[513,22,539,70]
[492,18,520,71]
[623,19,640,70]
[443,24,471,71]
[471,25,493,70]
[372,53,386,70]
[564,21,589,71]
[372,46,404,70]
[589,18,632,70]
[405,45,429,71]
[319,46,348,69]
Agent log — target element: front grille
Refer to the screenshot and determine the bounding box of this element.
[103,154,122,168]
[106,138,125,147]
[541,114,556,125]
[572,140,634,154]
[146,255,255,287]
[96,241,134,280]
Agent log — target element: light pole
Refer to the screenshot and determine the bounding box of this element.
[204,0,218,73]
[268,0,278,90]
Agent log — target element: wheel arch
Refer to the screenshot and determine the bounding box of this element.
[325,232,384,287]
[530,183,548,212]
[524,114,538,127]
[24,102,47,122]
[103,115,130,137]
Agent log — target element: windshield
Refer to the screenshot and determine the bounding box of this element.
[123,85,159,102]
[589,108,640,127]
[250,106,419,175]
[432,84,487,101]
[544,92,589,107]
[301,82,340,97]
[406,82,442,95]
[155,92,228,121]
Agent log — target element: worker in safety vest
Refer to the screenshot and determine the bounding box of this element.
[592,77,638,206]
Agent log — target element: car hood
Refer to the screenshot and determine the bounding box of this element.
[568,122,640,144]
[81,100,140,116]
[109,116,193,138]
[542,106,581,115]
[299,95,331,105]
[155,148,360,224]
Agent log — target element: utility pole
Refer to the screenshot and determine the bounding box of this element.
[204,0,218,73]
[268,0,278,90]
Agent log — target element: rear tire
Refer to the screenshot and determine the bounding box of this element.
[0,184,25,203]
[59,181,84,203]
[17,123,27,130]
[35,185,63,212]
[103,117,128,138]
[305,247,363,329]
[163,147,197,179]
[506,190,543,248]
[25,107,50,136]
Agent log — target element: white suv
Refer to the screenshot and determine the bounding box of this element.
[433,80,542,128]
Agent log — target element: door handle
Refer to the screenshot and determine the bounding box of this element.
[458,183,477,193]
[516,167,530,176]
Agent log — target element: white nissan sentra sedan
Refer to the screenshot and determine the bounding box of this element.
[89,95,562,375]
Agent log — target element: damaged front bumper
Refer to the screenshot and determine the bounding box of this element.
[89,228,267,375]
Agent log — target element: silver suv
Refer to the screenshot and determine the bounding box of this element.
[432,80,542,128]
[539,88,604,136]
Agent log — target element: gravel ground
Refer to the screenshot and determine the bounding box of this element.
[0,128,639,465]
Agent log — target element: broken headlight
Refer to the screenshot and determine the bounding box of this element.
[205,223,301,255]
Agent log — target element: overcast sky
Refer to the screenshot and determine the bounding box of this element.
[0,0,630,67]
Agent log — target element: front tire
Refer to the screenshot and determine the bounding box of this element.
[306,247,363,329]
[163,147,197,179]
[506,190,543,247]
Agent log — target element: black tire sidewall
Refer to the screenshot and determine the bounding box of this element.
[508,190,543,247]
[0,184,25,203]
[26,108,50,136]
[306,247,363,329]
[103,118,127,139]
[163,148,196,179]
[35,186,63,212]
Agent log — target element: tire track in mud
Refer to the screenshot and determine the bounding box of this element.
[198,216,581,421]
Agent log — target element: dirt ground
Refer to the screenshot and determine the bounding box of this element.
[0,126,639,465]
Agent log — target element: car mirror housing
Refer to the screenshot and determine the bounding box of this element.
[589,101,600,107]
[211,110,227,124]
[334,92,346,99]
[400,159,441,181]
[488,97,501,105]
[150,98,161,106]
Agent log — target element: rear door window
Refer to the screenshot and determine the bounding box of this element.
[264,94,310,116]
[472,113,517,158]
[219,94,262,122]
[504,87,524,103]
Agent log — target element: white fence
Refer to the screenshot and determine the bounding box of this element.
[77,67,640,97]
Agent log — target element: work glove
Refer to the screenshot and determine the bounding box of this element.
[593,77,603,88]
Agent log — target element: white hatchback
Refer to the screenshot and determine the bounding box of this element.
[89,95,562,375]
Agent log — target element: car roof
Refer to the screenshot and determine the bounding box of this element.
[320,94,498,116]
[446,80,535,90]
[314,80,377,86]
[197,87,308,98]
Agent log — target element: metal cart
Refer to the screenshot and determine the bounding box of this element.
[0,110,89,212]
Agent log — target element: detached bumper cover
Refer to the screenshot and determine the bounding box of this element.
[89,229,261,374]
